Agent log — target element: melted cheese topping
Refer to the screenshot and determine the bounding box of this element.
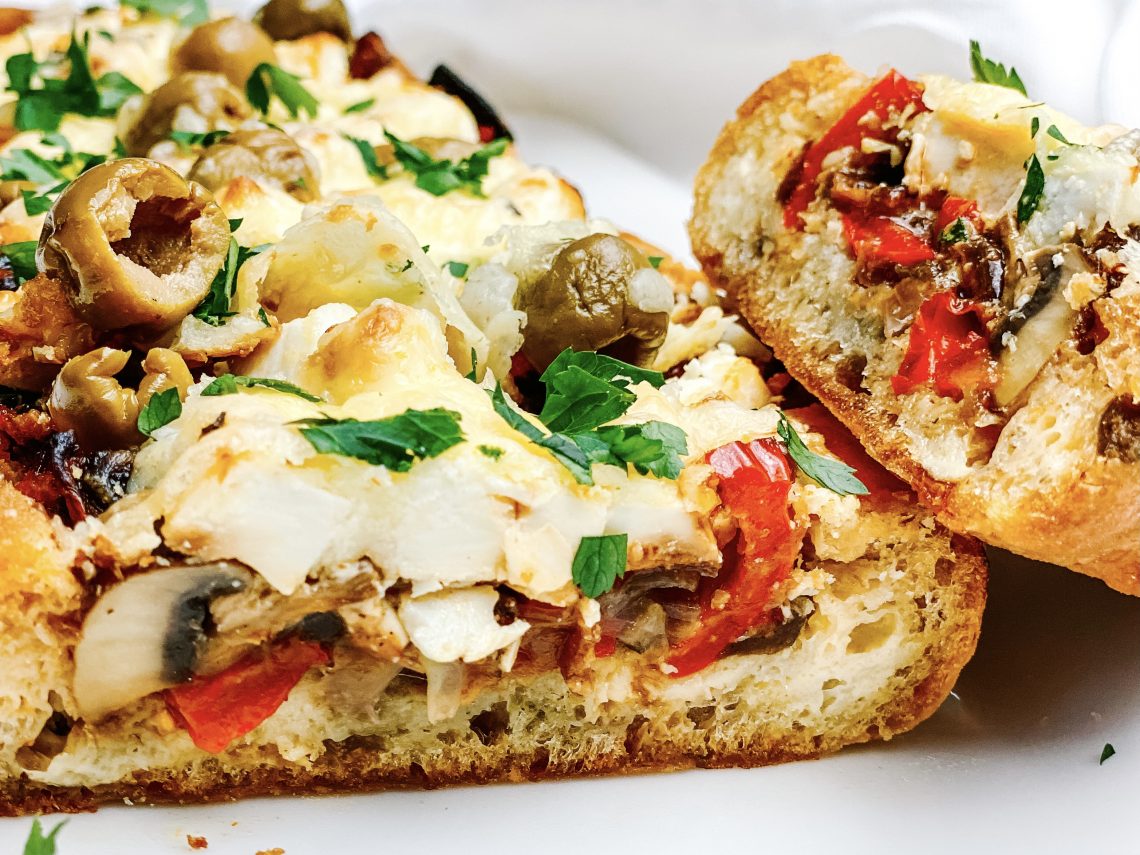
[905,75,1140,248]
[0,10,882,673]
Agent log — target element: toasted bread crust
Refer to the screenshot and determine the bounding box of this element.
[2,528,984,816]
[0,480,986,816]
[691,55,1140,594]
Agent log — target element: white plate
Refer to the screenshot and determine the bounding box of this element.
[3,1,1140,852]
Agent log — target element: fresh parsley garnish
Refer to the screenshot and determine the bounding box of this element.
[138,387,183,437]
[489,351,684,486]
[246,63,318,119]
[647,255,664,269]
[939,217,969,245]
[465,346,478,382]
[538,349,664,434]
[191,230,267,326]
[344,97,375,114]
[343,134,387,180]
[446,260,469,278]
[384,131,508,197]
[571,533,628,598]
[23,818,66,855]
[1017,153,1045,225]
[121,0,208,25]
[0,240,39,287]
[1046,124,1071,145]
[202,374,321,402]
[478,444,504,460]
[968,40,1026,96]
[592,422,688,480]
[297,408,464,471]
[1030,116,1039,138]
[1100,743,1116,765]
[6,33,142,131]
[776,413,868,497]
[169,129,231,151]
[0,136,106,213]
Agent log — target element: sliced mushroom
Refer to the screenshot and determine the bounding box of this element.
[993,245,1088,408]
[72,563,251,720]
[1098,396,1140,462]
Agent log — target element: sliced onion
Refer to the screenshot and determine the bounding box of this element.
[322,654,402,722]
[423,658,465,724]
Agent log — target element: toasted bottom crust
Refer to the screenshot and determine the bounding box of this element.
[1,525,986,817]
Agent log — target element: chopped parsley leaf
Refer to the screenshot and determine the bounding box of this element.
[191,232,266,326]
[571,533,628,598]
[939,217,969,245]
[1046,124,1072,145]
[446,260,469,278]
[0,240,39,287]
[121,0,208,25]
[1030,116,1039,138]
[19,188,56,214]
[538,349,664,435]
[202,374,321,402]
[465,346,478,382]
[169,129,231,151]
[384,130,508,197]
[23,817,67,855]
[477,444,504,460]
[344,97,375,114]
[647,255,664,269]
[489,351,685,487]
[1100,743,1116,765]
[1017,153,1045,225]
[138,387,182,437]
[777,413,868,497]
[246,63,318,119]
[6,33,142,132]
[968,40,1027,96]
[343,133,387,180]
[296,408,464,471]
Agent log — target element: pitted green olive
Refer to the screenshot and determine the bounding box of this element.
[515,233,671,372]
[37,158,231,332]
[189,128,320,202]
[137,347,193,406]
[254,0,352,41]
[172,17,277,88]
[122,72,252,157]
[48,348,141,449]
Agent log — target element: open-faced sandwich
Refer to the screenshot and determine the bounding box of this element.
[691,48,1140,593]
[0,2,985,814]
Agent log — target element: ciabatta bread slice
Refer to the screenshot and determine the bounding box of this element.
[691,55,1140,593]
[0,414,985,815]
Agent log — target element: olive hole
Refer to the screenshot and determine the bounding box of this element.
[110,196,201,276]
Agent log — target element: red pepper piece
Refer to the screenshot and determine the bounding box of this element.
[165,638,330,754]
[935,196,981,233]
[891,291,991,401]
[667,438,804,678]
[783,70,928,229]
[786,404,908,498]
[841,212,935,266]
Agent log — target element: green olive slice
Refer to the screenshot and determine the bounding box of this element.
[38,158,231,332]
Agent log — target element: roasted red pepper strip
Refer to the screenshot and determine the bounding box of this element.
[891,291,991,401]
[841,213,935,266]
[783,69,928,229]
[666,438,804,678]
[935,195,981,233]
[165,638,330,754]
